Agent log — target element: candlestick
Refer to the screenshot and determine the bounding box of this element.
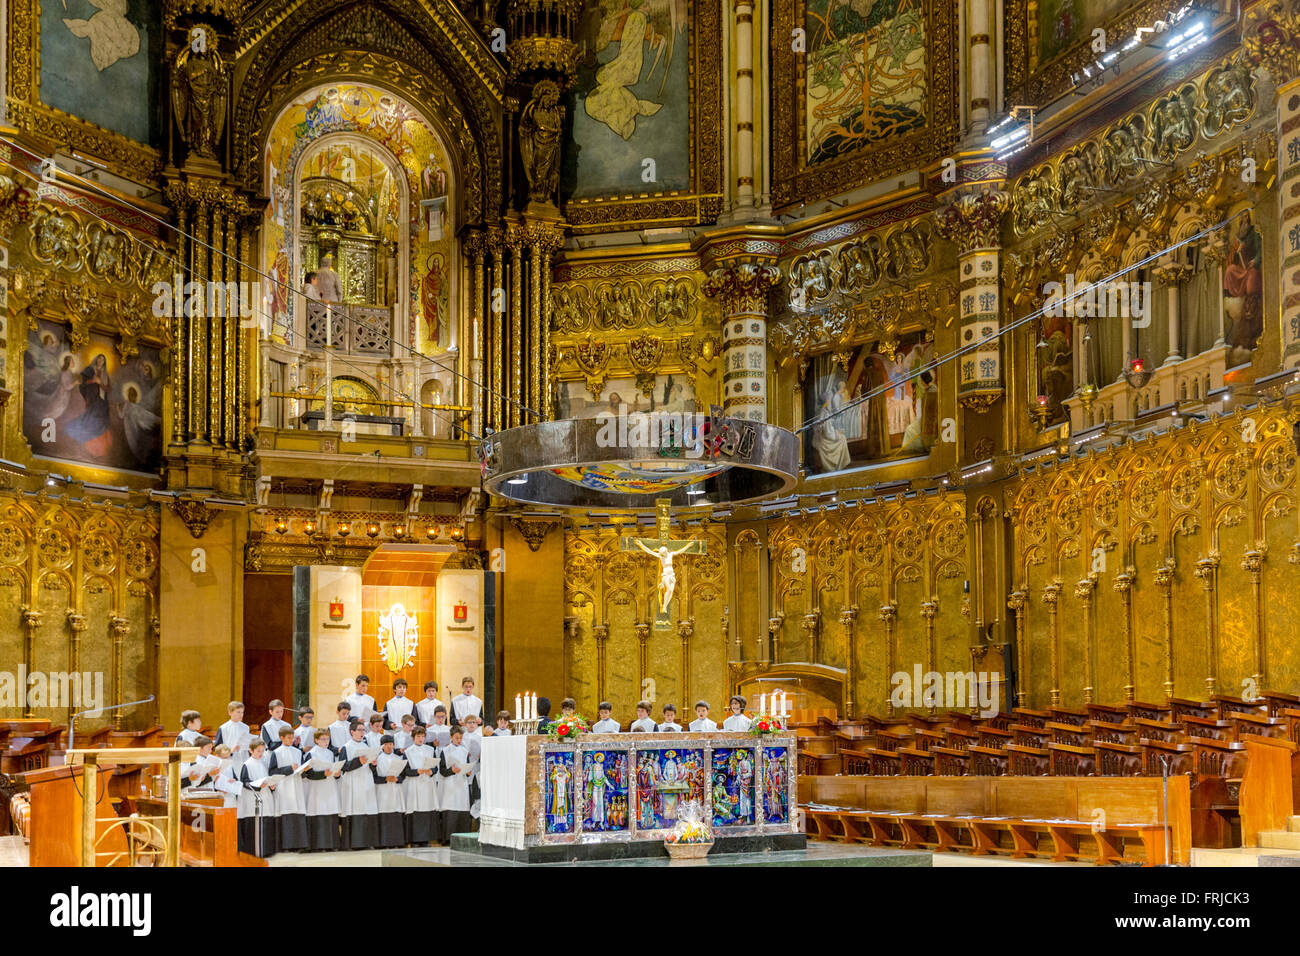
[326,304,333,348]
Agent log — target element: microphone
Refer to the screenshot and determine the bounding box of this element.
[69,695,156,752]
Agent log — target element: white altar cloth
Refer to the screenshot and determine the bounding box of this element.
[479,734,528,849]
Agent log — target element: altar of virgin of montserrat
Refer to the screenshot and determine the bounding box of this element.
[3,0,1300,793]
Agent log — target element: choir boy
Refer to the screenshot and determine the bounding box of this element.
[365,712,386,748]
[722,695,752,732]
[175,710,203,747]
[438,726,475,838]
[237,739,279,857]
[293,707,316,750]
[261,699,292,751]
[425,704,452,750]
[384,678,415,729]
[402,725,440,844]
[592,702,619,733]
[373,735,407,848]
[345,675,376,724]
[302,728,342,851]
[216,700,252,772]
[659,704,683,732]
[393,713,418,752]
[415,680,442,726]
[689,700,717,732]
[337,720,379,850]
[270,726,308,851]
[181,735,217,789]
[629,701,658,733]
[450,676,483,729]
[559,698,577,719]
[491,710,513,736]
[213,745,241,808]
[328,702,353,751]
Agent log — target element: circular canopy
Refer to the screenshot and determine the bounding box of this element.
[479,415,800,511]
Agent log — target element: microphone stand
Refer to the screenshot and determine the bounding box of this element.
[69,695,156,753]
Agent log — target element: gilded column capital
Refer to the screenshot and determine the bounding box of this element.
[66,611,88,632]
[702,262,781,314]
[878,603,897,624]
[1194,551,1222,584]
[1041,580,1062,606]
[676,619,694,640]
[919,599,938,621]
[934,187,1009,255]
[634,623,651,643]
[20,606,42,629]
[1242,545,1268,580]
[1112,568,1136,593]
[109,617,131,639]
[767,613,785,633]
[839,605,859,626]
[593,623,610,642]
[1006,589,1027,611]
[1154,560,1175,588]
[801,610,820,631]
[1074,575,1098,602]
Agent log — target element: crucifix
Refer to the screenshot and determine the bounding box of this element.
[620,498,706,629]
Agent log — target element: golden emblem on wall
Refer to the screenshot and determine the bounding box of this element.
[378,603,419,671]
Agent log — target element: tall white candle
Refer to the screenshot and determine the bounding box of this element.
[515,694,522,720]
[531,693,537,721]
[759,692,767,717]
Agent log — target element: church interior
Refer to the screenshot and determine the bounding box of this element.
[3,0,1300,884]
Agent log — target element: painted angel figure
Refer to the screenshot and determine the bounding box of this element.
[634,538,695,614]
[63,0,141,72]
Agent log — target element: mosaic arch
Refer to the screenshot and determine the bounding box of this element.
[261,83,456,356]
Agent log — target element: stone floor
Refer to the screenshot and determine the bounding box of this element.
[385,839,931,867]
[0,835,29,867]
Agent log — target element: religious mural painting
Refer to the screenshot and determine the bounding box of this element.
[762,747,790,824]
[544,751,576,834]
[634,747,706,830]
[710,747,756,827]
[262,84,453,354]
[581,750,630,831]
[804,0,928,166]
[1223,209,1263,362]
[802,330,937,475]
[772,0,957,206]
[23,318,163,474]
[37,0,161,145]
[1036,0,1130,65]
[569,0,691,197]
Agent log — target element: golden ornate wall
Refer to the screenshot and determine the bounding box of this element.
[0,486,160,729]
[1006,403,1300,709]
[563,521,728,716]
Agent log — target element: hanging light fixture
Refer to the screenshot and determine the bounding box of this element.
[366,522,380,538]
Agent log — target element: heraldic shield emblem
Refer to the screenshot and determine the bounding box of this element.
[453,601,468,623]
[379,603,419,671]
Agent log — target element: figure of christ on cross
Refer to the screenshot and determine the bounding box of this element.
[619,498,707,629]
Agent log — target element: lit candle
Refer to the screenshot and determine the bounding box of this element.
[759,692,767,717]
[531,693,538,721]
[515,694,522,720]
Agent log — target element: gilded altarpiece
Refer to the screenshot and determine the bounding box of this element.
[0,489,160,729]
[1007,406,1300,709]
[564,522,728,718]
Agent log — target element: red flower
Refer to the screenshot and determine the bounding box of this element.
[559,723,570,735]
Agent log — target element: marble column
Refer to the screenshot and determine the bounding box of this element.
[734,0,756,208]
[703,262,780,421]
[936,189,1009,413]
[966,0,995,133]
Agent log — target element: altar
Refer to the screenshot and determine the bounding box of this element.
[479,731,802,861]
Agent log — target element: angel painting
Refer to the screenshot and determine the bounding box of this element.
[579,0,685,141]
[62,0,141,72]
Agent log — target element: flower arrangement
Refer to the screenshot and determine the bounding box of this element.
[748,713,785,736]
[547,713,590,743]
[664,800,713,850]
